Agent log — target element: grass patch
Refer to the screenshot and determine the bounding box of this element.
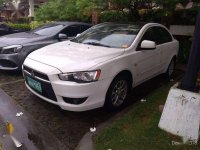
[94,83,200,150]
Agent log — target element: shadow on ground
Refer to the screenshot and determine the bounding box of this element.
[0,71,23,84]
[0,69,184,149]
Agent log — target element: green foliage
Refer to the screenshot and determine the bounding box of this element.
[35,0,77,21]
[94,82,200,149]
[139,9,165,22]
[0,0,5,9]
[154,0,178,10]
[109,0,131,9]
[30,21,45,29]
[35,0,199,24]
[173,7,199,25]
[76,0,96,21]
[16,17,30,23]
[36,0,101,22]
[35,0,136,22]
[100,10,130,22]
[5,21,55,31]
[30,21,55,29]
[139,7,198,26]
[6,22,31,30]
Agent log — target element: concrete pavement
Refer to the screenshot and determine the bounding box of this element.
[0,88,67,150]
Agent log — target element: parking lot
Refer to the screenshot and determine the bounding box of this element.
[0,67,184,149]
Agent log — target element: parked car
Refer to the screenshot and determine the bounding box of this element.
[0,23,26,36]
[0,22,92,71]
[23,22,179,112]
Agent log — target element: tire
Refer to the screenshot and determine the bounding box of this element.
[105,75,131,111]
[165,58,175,79]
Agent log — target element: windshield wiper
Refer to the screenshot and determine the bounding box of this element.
[84,42,111,48]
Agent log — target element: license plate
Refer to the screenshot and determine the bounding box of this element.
[27,76,42,93]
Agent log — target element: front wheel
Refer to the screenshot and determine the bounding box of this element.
[105,76,131,111]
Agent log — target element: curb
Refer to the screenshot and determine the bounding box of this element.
[75,106,134,150]
[75,132,94,150]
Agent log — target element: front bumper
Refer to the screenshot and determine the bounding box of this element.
[0,53,23,70]
[24,72,111,112]
[23,59,112,112]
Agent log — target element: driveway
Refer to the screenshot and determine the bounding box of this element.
[0,67,184,149]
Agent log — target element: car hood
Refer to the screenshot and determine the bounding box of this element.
[0,41,9,47]
[28,41,124,73]
[0,32,49,47]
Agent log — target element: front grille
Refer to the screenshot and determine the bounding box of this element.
[23,65,49,81]
[24,71,57,102]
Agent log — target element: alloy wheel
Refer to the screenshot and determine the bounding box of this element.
[111,80,128,107]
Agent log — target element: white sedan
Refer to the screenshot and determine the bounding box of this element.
[23,22,179,112]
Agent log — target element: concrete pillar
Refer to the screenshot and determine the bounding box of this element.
[29,0,34,17]
[180,10,200,91]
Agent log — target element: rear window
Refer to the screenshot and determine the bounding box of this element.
[30,24,64,36]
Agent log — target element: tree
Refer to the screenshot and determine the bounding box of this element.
[76,0,96,21]
[35,0,77,21]
[0,0,6,9]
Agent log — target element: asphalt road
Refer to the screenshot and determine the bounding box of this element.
[0,68,184,150]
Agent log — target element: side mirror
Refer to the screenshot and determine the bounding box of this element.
[140,40,156,50]
[58,33,68,39]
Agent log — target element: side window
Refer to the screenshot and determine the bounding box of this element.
[60,25,81,37]
[141,28,155,42]
[138,27,159,48]
[139,26,172,46]
[157,27,173,44]
[80,25,91,33]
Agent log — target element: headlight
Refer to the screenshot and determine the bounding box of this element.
[59,70,101,83]
[1,45,23,54]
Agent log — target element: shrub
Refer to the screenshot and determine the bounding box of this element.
[139,9,164,22]
[100,10,129,22]
[30,21,45,29]
[16,17,30,24]
[172,7,198,25]
[138,7,198,26]
[5,23,31,30]
[30,21,56,29]
[35,0,78,21]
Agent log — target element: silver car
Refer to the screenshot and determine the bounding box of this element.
[0,22,91,71]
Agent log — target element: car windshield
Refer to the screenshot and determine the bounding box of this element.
[30,24,64,36]
[71,23,141,48]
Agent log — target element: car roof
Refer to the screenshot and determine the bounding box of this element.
[95,22,163,29]
[53,21,92,26]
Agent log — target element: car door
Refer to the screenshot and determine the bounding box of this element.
[155,27,174,71]
[133,27,162,83]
